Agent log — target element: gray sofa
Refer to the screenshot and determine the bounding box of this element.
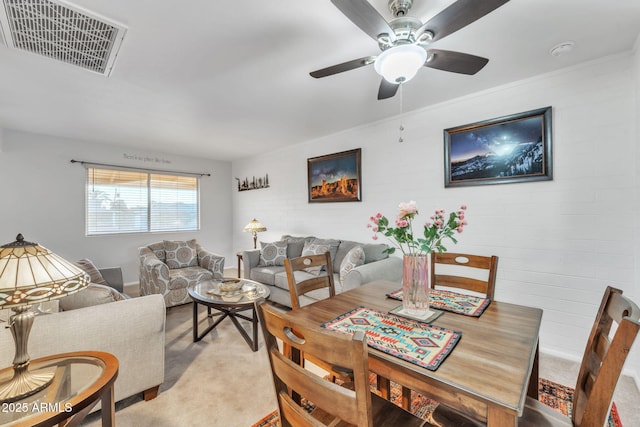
[0,267,166,412]
[242,235,402,308]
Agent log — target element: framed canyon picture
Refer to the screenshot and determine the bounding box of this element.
[444,106,553,187]
[308,148,361,203]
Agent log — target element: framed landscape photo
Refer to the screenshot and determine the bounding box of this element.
[444,106,552,187]
[308,148,361,203]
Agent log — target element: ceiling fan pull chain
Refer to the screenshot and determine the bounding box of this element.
[398,84,404,143]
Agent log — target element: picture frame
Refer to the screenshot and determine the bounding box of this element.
[444,106,553,187]
[308,148,361,203]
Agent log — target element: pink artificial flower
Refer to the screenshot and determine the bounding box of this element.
[425,222,431,228]
[457,226,464,233]
[372,235,378,240]
[366,223,372,228]
[376,212,383,219]
[460,204,467,210]
[395,218,409,228]
[372,226,378,232]
[398,201,418,218]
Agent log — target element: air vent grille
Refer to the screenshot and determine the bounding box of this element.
[0,0,126,76]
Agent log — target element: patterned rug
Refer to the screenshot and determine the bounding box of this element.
[252,376,622,427]
[321,306,461,370]
[387,288,491,317]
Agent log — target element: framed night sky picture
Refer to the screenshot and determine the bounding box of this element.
[444,107,552,187]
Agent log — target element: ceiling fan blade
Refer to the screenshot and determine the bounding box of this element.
[331,0,396,42]
[416,0,510,42]
[377,79,399,100]
[425,49,489,75]
[310,56,376,78]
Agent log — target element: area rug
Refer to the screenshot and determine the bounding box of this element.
[252,376,622,427]
[387,288,491,317]
[321,306,461,370]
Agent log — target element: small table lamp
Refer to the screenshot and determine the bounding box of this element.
[243,219,267,249]
[0,234,89,403]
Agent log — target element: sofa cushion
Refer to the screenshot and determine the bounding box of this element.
[301,239,339,275]
[339,246,365,288]
[259,240,288,266]
[281,235,315,258]
[75,258,109,285]
[333,240,359,273]
[59,284,127,311]
[163,239,198,269]
[362,243,389,263]
[251,266,285,286]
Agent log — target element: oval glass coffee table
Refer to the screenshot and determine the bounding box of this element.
[188,278,269,351]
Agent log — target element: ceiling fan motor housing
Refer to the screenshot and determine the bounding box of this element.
[389,0,413,16]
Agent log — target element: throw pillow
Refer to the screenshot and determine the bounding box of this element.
[339,246,365,288]
[75,258,109,285]
[259,241,288,266]
[301,240,337,275]
[163,239,198,269]
[59,284,127,311]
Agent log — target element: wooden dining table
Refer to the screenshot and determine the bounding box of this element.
[287,280,543,427]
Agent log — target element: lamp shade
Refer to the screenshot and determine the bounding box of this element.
[243,219,267,233]
[374,44,427,84]
[0,234,89,308]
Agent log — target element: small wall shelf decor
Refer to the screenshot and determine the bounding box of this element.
[235,174,269,192]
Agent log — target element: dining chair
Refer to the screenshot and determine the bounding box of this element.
[284,252,336,310]
[430,252,498,299]
[428,285,640,427]
[256,301,429,427]
[284,252,352,383]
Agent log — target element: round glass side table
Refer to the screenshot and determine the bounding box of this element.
[0,351,118,427]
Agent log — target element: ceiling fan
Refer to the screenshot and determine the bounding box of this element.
[310,0,510,100]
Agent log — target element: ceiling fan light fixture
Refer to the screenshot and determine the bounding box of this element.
[374,44,427,84]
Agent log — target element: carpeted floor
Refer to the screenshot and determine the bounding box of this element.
[252,376,622,427]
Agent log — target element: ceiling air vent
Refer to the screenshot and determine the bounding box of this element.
[0,0,126,76]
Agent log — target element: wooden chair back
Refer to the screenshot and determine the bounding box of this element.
[572,286,640,427]
[430,253,498,299]
[284,252,335,309]
[257,301,373,427]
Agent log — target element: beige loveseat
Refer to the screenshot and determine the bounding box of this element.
[242,235,402,308]
[139,239,225,307]
[0,270,166,411]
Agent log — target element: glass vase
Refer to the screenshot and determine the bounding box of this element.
[400,254,431,319]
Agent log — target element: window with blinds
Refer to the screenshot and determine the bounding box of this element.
[86,168,199,235]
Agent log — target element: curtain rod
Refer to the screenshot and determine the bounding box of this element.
[70,159,211,177]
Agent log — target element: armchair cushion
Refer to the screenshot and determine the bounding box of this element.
[259,240,287,266]
[163,239,198,269]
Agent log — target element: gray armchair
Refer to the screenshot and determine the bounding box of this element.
[139,239,225,307]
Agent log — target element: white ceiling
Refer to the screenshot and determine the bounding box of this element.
[0,0,639,161]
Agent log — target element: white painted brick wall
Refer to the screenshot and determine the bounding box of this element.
[233,52,639,381]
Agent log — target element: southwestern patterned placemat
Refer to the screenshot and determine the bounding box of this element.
[387,288,491,317]
[321,306,461,370]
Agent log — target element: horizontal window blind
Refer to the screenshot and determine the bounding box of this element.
[86,168,199,235]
